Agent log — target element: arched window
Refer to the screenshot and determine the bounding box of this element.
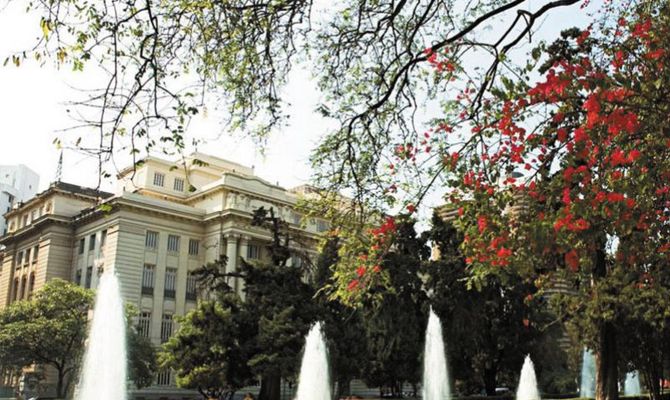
[20,276,27,300]
[28,273,35,299]
[12,278,19,302]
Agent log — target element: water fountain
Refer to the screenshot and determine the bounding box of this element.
[580,349,596,398]
[516,355,540,400]
[422,308,450,400]
[76,270,127,400]
[624,371,641,396]
[295,322,331,400]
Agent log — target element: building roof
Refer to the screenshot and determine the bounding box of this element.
[5,181,113,218]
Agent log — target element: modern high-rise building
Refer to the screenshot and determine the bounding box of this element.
[0,165,40,236]
[0,153,327,399]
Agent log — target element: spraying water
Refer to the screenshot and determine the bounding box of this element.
[580,349,596,398]
[76,271,127,400]
[422,308,450,400]
[624,371,641,396]
[516,355,540,400]
[295,322,331,400]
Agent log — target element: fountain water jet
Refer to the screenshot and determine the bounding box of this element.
[295,322,330,400]
[516,355,540,400]
[422,308,450,400]
[624,371,641,396]
[76,270,127,400]
[580,349,596,398]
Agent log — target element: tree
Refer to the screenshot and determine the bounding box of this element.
[0,279,93,398]
[0,280,158,398]
[10,0,584,195]
[185,207,320,400]
[411,3,670,400]
[359,218,428,398]
[160,293,253,400]
[126,306,158,390]
[424,212,565,395]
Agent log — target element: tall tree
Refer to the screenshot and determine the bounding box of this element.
[0,279,93,398]
[0,279,157,397]
[360,218,428,397]
[411,3,670,400]
[160,293,253,400]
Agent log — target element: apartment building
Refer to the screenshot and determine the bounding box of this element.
[0,153,327,399]
[0,164,40,236]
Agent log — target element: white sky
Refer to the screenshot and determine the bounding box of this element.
[0,1,598,216]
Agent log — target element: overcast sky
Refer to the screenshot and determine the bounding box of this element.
[0,1,597,217]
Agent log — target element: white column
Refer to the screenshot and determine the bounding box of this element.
[237,236,250,298]
[225,235,238,274]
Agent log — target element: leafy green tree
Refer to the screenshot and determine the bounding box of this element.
[0,279,158,398]
[185,207,319,400]
[360,218,428,397]
[0,279,93,398]
[160,293,253,400]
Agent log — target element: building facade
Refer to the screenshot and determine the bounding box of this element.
[0,165,40,236]
[0,153,327,399]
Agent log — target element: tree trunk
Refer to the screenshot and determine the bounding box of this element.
[595,322,618,400]
[643,367,661,400]
[259,374,281,400]
[484,367,497,396]
[56,368,65,399]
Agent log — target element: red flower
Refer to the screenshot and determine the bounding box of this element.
[347,279,359,291]
[356,266,366,278]
[406,204,416,214]
[372,265,381,273]
[477,216,488,233]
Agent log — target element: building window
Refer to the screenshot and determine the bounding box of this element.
[75,269,82,285]
[316,220,329,233]
[186,272,197,301]
[12,278,19,302]
[23,249,30,266]
[292,212,302,225]
[164,268,177,299]
[188,239,199,256]
[20,277,27,299]
[156,369,171,386]
[247,244,260,259]
[100,230,107,251]
[153,172,165,187]
[16,251,23,268]
[27,273,35,299]
[21,215,28,228]
[160,314,173,343]
[173,177,184,192]
[167,235,180,253]
[31,210,37,222]
[89,234,96,251]
[145,231,158,250]
[138,312,151,338]
[85,266,93,289]
[78,238,85,254]
[32,245,38,264]
[142,264,155,295]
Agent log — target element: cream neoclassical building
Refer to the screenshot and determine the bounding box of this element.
[0,153,327,399]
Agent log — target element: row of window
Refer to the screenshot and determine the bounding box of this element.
[74,265,100,289]
[141,264,198,301]
[15,245,39,269]
[145,231,200,256]
[137,311,174,343]
[11,273,35,302]
[153,172,186,193]
[78,230,108,255]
